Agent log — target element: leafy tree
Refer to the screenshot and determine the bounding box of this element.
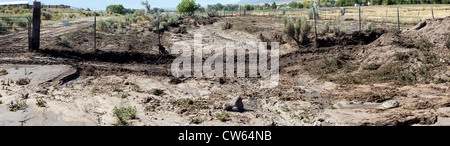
[106,4,125,14]
[177,0,201,16]
[288,1,298,8]
[271,2,277,9]
[244,4,254,10]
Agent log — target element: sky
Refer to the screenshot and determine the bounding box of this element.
[0,0,241,11]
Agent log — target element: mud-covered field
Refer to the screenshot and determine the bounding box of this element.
[0,14,449,126]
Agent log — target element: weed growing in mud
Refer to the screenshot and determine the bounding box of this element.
[362,65,416,86]
[14,64,18,70]
[16,78,30,85]
[117,92,128,99]
[0,69,7,76]
[319,55,342,74]
[0,100,2,104]
[21,93,29,99]
[365,22,373,32]
[434,78,450,84]
[170,99,213,110]
[284,17,312,48]
[190,118,203,124]
[148,88,164,96]
[446,36,450,49]
[363,64,381,70]
[414,38,430,51]
[113,106,137,126]
[60,36,72,47]
[394,52,410,61]
[8,99,27,112]
[36,96,47,107]
[387,26,401,35]
[111,84,122,92]
[422,53,441,66]
[222,22,233,30]
[280,92,303,101]
[329,105,337,110]
[215,111,230,122]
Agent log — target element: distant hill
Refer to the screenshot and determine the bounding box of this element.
[237,0,303,5]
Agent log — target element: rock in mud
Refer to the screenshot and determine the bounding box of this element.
[223,96,244,112]
[382,100,399,109]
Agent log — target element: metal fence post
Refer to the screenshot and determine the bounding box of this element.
[31,1,41,51]
[431,5,434,20]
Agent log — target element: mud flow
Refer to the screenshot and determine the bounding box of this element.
[0,12,449,126]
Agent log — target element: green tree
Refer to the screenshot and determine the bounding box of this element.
[106,5,125,14]
[383,0,393,5]
[288,1,298,8]
[271,2,277,9]
[177,0,201,16]
[244,4,254,10]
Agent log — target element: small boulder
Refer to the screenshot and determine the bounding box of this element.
[382,100,399,109]
[223,96,244,112]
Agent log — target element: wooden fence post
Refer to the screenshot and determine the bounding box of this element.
[397,5,400,30]
[359,6,361,31]
[313,7,318,44]
[31,1,41,50]
[94,14,96,50]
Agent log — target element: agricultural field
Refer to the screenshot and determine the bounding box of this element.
[0,2,449,126]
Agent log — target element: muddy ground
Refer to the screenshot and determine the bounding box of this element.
[0,15,449,126]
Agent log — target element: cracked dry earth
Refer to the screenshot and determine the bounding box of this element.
[0,16,449,126]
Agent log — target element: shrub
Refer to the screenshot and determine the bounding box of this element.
[215,111,230,122]
[96,19,109,32]
[333,21,347,36]
[284,17,312,49]
[36,97,47,107]
[60,36,72,46]
[323,22,329,33]
[42,11,53,20]
[113,106,137,126]
[306,9,319,20]
[222,22,233,30]
[148,88,164,96]
[167,16,180,27]
[365,22,372,32]
[9,99,28,112]
[0,21,10,32]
